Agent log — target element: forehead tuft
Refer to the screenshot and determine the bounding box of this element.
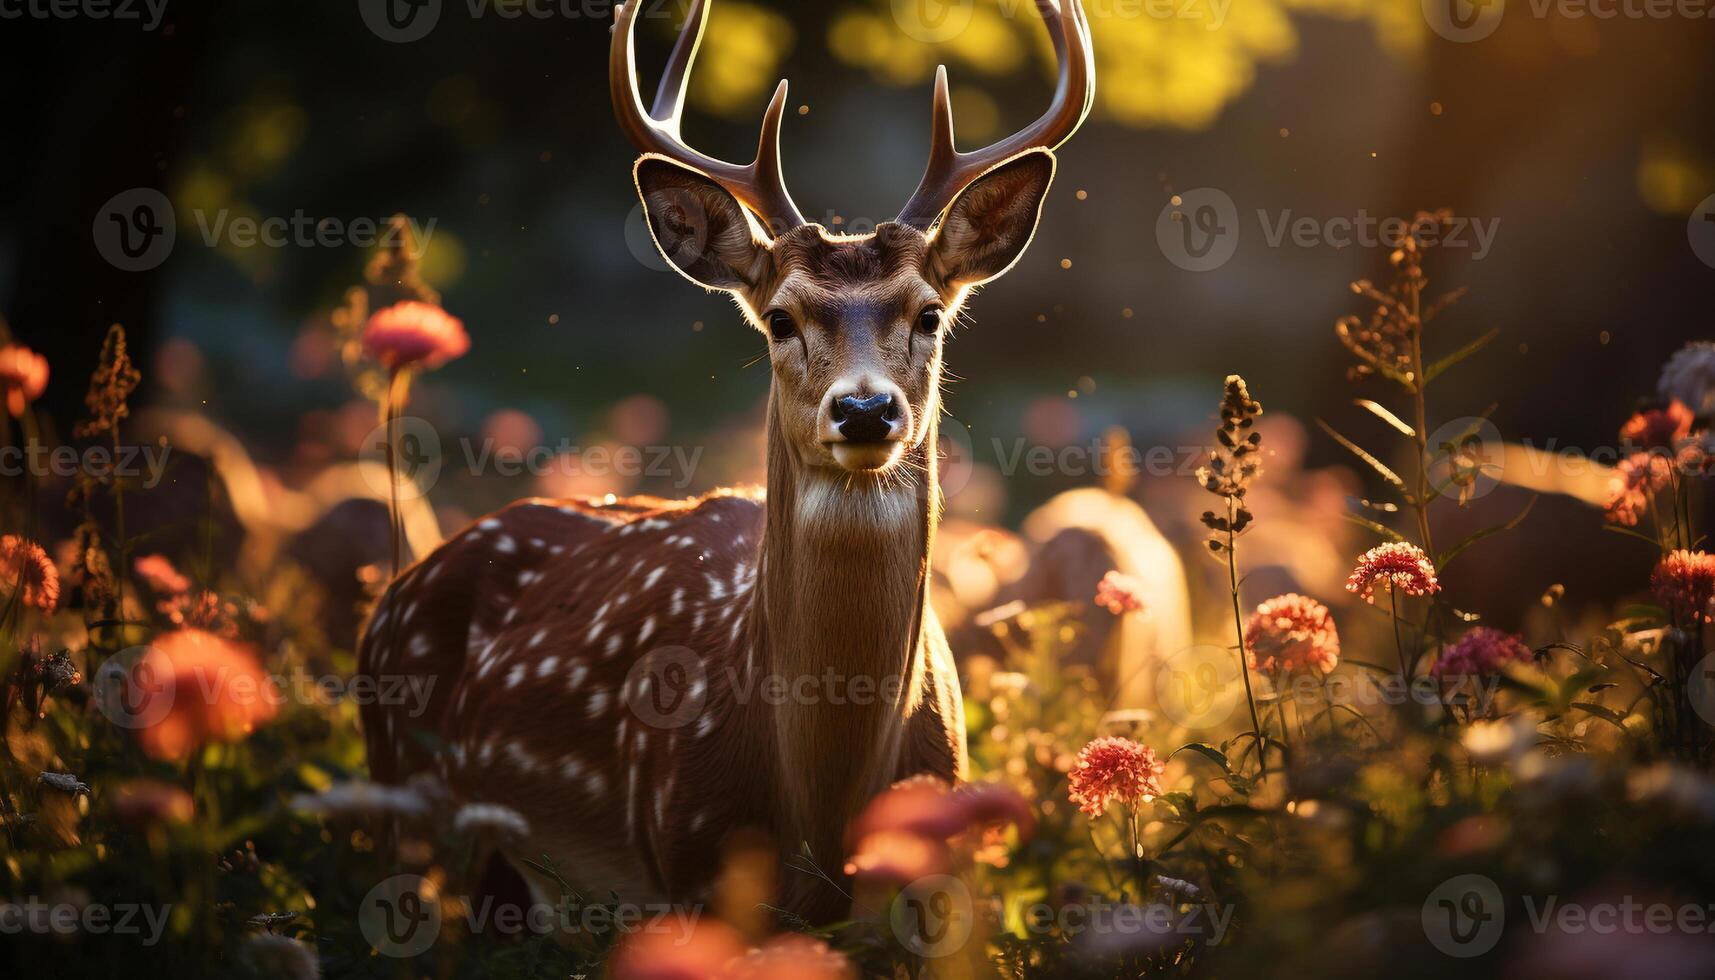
[773,223,928,285]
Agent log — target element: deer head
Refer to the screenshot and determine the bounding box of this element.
[613,0,1094,479]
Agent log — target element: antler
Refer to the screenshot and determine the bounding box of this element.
[610,0,807,234]
[896,0,1095,230]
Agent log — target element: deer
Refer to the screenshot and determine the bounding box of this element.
[357,0,1093,923]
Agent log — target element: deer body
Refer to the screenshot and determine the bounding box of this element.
[358,0,1092,919]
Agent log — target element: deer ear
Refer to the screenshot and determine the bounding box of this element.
[928,149,1056,289]
[634,155,769,292]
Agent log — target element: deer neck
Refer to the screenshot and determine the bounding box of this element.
[746,393,940,870]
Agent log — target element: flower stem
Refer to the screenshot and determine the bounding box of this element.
[1227,497,1266,776]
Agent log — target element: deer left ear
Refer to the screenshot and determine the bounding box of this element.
[927,149,1057,289]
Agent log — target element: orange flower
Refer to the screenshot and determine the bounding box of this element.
[1603,452,1674,526]
[1067,736,1163,819]
[1345,542,1440,604]
[843,776,1032,883]
[0,535,59,613]
[131,629,279,761]
[361,301,469,371]
[1244,593,1340,674]
[0,343,47,416]
[608,918,745,980]
[728,935,854,980]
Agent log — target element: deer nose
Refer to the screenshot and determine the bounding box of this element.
[831,392,901,443]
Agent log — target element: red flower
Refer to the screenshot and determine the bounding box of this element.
[1067,736,1163,819]
[1619,400,1693,451]
[1345,542,1440,604]
[1651,549,1715,626]
[1434,627,1534,679]
[134,554,191,595]
[1244,593,1340,674]
[0,535,59,613]
[361,301,469,371]
[1604,452,1674,526]
[130,629,279,761]
[111,779,196,829]
[1094,570,1145,615]
[0,343,47,417]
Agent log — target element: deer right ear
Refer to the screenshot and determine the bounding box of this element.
[634,156,770,293]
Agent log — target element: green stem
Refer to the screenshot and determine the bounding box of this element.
[1226,497,1266,776]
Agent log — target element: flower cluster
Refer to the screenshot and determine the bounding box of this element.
[1066,736,1164,819]
[1,534,59,614]
[131,629,279,761]
[75,323,141,439]
[1094,569,1145,615]
[1345,541,1441,604]
[1334,209,1465,386]
[1619,400,1693,451]
[1651,549,1715,626]
[1196,375,1263,554]
[0,342,48,417]
[1603,451,1675,527]
[1244,593,1340,674]
[361,300,469,372]
[1434,627,1534,679]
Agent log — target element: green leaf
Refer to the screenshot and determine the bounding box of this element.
[1170,742,1232,772]
[1354,399,1416,437]
[1341,511,1407,543]
[1317,419,1409,495]
[1569,701,1631,733]
[1438,495,1537,569]
[1601,523,1664,548]
[1424,327,1500,384]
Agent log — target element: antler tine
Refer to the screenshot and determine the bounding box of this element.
[897,0,1095,230]
[611,0,806,234]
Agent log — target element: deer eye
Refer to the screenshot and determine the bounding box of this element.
[916,306,945,335]
[765,310,796,340]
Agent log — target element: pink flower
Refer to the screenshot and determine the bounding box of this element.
[0,535,59,614]
[0,344,47,417]
[1244,593,1339,674]
[1067,737,1163,819]
[1434,627,1534,679]
[1651,549,1715,626]
[1345,542,1440,604]
[1620,401,1693,451]
[1604,452,1674,526]
[1094,570,1145,615]
[608,919,745,980]
[842,776,1032,882]
[361,301,469,371]
[134,554,191,595]
[727,935,854,980]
